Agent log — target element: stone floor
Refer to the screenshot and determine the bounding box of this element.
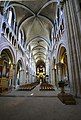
[0,85,81,120]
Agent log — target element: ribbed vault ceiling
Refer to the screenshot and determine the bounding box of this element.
[3,0,58,63]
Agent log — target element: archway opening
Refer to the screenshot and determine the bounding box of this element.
[57,47,70,88]
[16,60,22,86]
[0,49,13,92]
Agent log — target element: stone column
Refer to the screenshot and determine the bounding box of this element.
[57,62,64,81]
[58,66,61,81]
[46,59,49,82]
[51,68,55,86]
[28,67,32,83]
[12,64,16,88]
[49,61,51,83]
[19,69,24,85]
[63,0,81,97]
[0,10,3,38]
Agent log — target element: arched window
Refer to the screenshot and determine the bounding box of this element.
[7,7,15,30]
[18,30,22,44]
[62,19,64,30]
[8,10,12,26]
[2,22,6,32]
[18,29,26,48]
[51,28,54,45]
[57,8,59,26]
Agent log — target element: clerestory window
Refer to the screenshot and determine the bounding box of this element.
[8,10,12,26]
